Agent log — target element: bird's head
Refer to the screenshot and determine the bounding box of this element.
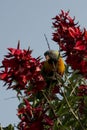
[44,50,59,63]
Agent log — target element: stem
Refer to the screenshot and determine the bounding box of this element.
[62,89,85,130]
[42,90,62,125]
[53,71,85,130]
[63,90,78,120]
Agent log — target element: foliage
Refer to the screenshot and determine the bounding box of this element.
[0,124,14,130]
[0,10,87,130]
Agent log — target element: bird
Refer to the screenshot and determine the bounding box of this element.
[41,50,65,80]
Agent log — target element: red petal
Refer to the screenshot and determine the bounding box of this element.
[0,73,7,80]
[74,41,86,51]
[68,27,75,38]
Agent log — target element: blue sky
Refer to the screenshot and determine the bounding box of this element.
[0,0,87,128]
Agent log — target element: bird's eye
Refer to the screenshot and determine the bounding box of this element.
[45,55,50,61]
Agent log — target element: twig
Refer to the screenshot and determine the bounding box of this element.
[61,88,85,130]
[53,70,85,130]
[42,90,62,125]
[44,34,51,50]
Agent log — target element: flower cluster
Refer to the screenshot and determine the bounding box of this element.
[17,99,54,130]
[0,43,46,91]
[0,42,57,130]
[52,10,87,78]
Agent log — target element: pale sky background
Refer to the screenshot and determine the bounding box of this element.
[0,0,87,128]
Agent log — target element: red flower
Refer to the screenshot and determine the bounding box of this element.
[28,120,44,130]
[17,98,54,130]
[0,42,46,92]
[80,59,87,76]
[52,85,60,94]
[74,41,86,51]
[52,10,87,78]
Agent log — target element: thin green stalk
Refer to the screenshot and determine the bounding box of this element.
[62,89,85,130]
[53,70,85,130]
[42,90,62,125]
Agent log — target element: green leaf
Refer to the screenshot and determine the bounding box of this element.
[1,124,14,130]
